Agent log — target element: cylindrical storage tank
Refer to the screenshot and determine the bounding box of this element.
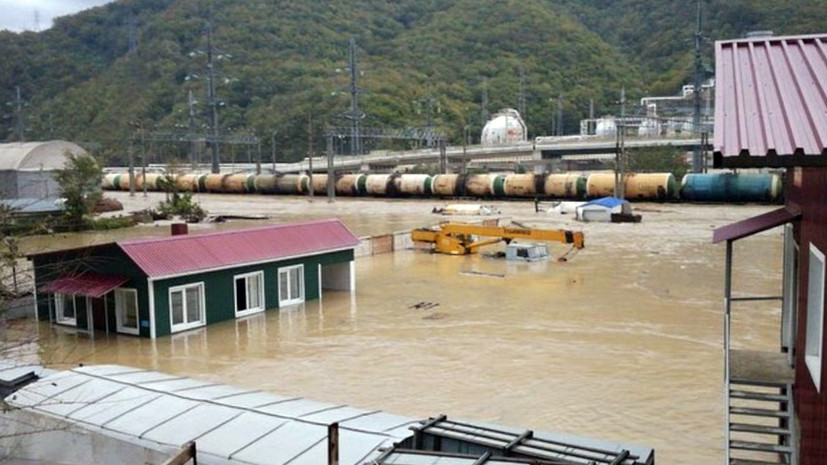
[395,174,432,196]
[175,174,199,192]
[335,174,366,196]
[491,175,506,197]
[586,172,620,198]
[465,174,495,197]
[624,173,677,200]
[102,173,117,190]
[275,174,302,195]
[296,174,310,195]
[134,173,162,191]
[197,174,209,192]
[203,174,226,192]
[117,174,132,191]
[254,175,278,194]
[221,173,252,193]
[365,174,397,196]
[680,173,783,203]
[502,174,538,197]
[431,174,461,197]
[543,173,587,199]
[311,174,328,195]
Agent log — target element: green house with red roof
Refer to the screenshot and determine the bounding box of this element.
[29,219,360,338]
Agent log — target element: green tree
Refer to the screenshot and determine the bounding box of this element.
[54,152,102,230]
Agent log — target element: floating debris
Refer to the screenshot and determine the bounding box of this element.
[460,270,505,278]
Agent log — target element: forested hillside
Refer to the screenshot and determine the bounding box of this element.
[1,0,826,163]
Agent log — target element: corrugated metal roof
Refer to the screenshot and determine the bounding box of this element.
[714,34,827,167]
[38,273,130,298]
[712,205,801,243]
[6,365,418,465]
[118,219,361,279]
[0,141,86,171]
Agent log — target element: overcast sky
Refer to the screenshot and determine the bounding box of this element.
[0,0,114,32]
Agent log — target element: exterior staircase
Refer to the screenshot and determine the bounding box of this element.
[728,379,796,465]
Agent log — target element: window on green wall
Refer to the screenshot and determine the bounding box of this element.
[169,283,205,333]
[278,264,304,306]
[54,293,77,326]
[235,271,264,316]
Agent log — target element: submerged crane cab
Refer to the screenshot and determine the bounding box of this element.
[411,223,584,258]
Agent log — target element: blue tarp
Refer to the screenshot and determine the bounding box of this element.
[581,196,628,208]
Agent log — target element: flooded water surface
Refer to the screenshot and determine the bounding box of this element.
[18,193,786,465]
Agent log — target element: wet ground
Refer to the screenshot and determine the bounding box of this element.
[13,192,785,464]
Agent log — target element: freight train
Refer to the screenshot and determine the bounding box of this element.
[101,171,784,203]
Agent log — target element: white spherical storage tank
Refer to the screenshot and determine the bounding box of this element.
[481,108,527,146]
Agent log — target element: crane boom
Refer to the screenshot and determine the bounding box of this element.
[411,223,584,256]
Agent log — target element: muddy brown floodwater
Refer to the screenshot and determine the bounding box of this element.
[16,192,786,465]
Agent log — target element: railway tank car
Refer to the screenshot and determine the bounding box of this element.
[101,170,783,204]
[680,172,783,203]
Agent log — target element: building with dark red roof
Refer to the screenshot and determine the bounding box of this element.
[713,33,827,465]
[29,219,360,338]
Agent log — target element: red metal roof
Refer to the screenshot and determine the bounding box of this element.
[39,273,130,298]
[714,34,827,167]
[712,205,801,244]
[118,219,360,279]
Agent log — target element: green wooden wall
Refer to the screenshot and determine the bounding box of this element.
[152,249,354,337]
[32,244,152,337]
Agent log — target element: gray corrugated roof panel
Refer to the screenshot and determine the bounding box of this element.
[195,411,288,459]
[74,365,145,377]
[137,377,218,393]
[9,371,89,407]
[35,378,125,418]
[286,429,392,465]
[141,403,241,446]
[69,386,161,425]
[231,420,327,464]
[341,411,420,435]
[102,395,200,437]
[172,384,259,401]
[213,391,299,409]
[254,398,345,418]
[300,405,377,424]
[106,370,181,385]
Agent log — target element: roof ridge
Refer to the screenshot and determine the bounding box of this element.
[118,218,343,247]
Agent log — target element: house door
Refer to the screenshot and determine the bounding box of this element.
[89,297,108,332]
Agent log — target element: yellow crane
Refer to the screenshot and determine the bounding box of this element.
[411,223,585,256]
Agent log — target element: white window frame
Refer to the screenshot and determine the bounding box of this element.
[54,293,77,326]
[168,282,206,333]
[115,288,140,335]
[806,243,825,392]
[234,271,265,317]
[278,264,305,306]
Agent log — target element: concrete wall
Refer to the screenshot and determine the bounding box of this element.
[0,408,172,465]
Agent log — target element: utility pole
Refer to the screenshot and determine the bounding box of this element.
[14,86,25,143]
[187,90,198,168]
[481,78,489,124]
[326,135,335,203]
[557,93,564,136]
[271,129,278,173]
[615,88,627,199]
[307,114,314,198]
[127,15,138,55]
[518,66,527,121]
[692,0,704,173]
[206,21,221,174]
[341,37,365,156]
